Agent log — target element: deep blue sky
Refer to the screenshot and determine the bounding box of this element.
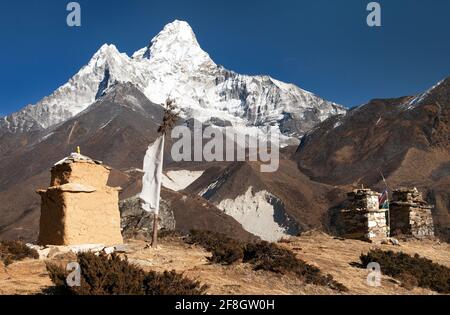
[1,0,449,116]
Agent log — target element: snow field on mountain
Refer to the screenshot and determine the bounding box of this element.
[162,170,205,191]
[1,20,345,140]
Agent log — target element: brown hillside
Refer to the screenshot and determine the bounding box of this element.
[295,78,450,240]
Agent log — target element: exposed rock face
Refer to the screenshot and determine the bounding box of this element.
[185,161,346,239]
[119,195,176,240]
[216,186,299,242]
[337,189,389,242]
[390,188,435,239]
[37,153,123,246]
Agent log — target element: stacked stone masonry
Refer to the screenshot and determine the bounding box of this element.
[338,189,389,242]
[390,187,434,239]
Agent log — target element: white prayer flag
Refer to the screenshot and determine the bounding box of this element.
[139,135,165,214]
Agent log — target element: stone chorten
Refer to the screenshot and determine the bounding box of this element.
[389,187,434,239]
[338,189,389,242]
[37,153,123,246]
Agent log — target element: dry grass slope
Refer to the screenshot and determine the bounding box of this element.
[0,232,448,295]
[187,230,348,292]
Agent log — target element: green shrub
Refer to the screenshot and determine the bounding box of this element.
[44,252,208,295]
[0,240,39,266]
[360,249,450,293]
[188,230,348,292]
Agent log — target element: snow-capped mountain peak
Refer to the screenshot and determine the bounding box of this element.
[133,20,215,77]
[92,43,120,59]
[0,43,140,133]
[1,20,345,138]
[133,20,211,65]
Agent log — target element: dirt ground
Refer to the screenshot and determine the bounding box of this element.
[0,232,448,295]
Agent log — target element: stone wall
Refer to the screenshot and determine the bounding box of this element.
[390,188,434,239]
[337,189,388,242]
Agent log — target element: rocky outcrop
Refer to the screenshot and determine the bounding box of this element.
[37,153,123,246]
[119,195,176,240]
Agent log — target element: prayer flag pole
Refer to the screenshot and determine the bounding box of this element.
[380,171,391,236]
[140,99,178,248]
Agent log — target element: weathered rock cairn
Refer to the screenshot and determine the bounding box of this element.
[337,189,389,242]
[37,153,123,246]
[390,187,434,239]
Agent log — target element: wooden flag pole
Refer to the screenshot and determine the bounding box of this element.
[151,135,164,249]
[151,212,158,248]
[380,171,391,236]
[150,99,178,249]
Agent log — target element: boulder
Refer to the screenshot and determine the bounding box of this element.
[120,195,176,240]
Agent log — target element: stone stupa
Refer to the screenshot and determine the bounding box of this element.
[37,151,123,246]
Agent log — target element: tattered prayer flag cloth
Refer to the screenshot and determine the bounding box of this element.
[379,189,389,209]
[139,135,165,214]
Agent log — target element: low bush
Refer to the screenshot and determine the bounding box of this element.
[209,241,244,265]
[44,252,208,295]
[243,241,300,273]
[187,230,244,265]
[244,242,348,292]
[188,230,348,292]
[187,230,232,251]
[360,249,450,293]
[158,230,185,239]
[398,272,419,290]
[0,240,39,266]
[144,270,208,295]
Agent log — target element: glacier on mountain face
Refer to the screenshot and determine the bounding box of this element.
[0,20,346,139]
